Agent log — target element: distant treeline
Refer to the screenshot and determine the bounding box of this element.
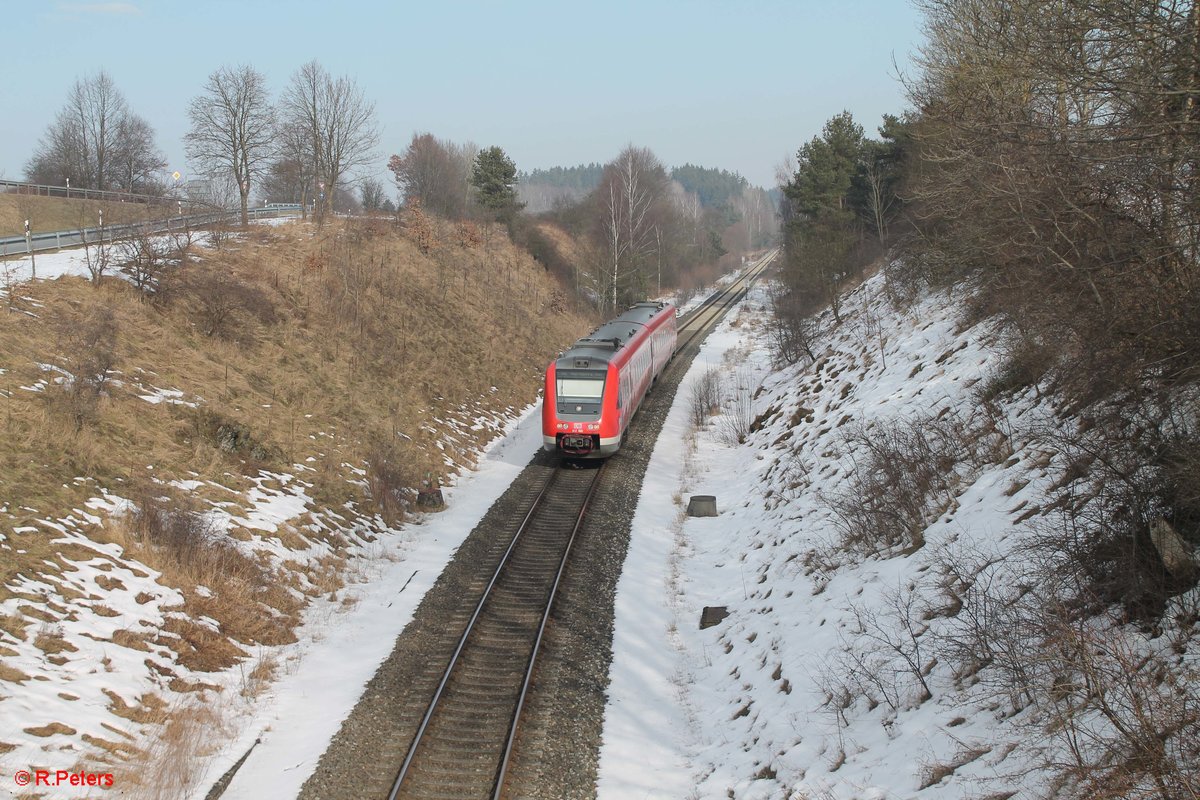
[518,164,605,193]
[669,164,748,210]
[521,162,757,214]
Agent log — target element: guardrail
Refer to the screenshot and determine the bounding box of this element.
[0,206,301,258]
[0,178,211,208]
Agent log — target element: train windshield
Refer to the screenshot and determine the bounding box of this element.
[556,368,606,404]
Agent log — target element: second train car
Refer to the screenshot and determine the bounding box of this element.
[543,301,678,458]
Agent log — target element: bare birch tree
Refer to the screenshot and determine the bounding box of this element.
[597,146,669,311]
[185,65,275,226]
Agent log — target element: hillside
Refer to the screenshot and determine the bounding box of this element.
[0,216,591,795]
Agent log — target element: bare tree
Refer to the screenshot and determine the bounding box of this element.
[359,176,386,213]
[280,60,379,221]
[388,133,473,218]
[859,158,893,245]
[905,0,1200,391]
[596,146,670,311]
[112,114,166,193]
[733,185,776,251]
[185,64,276,227]
[71,70,123,190]
[262,118,317,211]
[670,180,702,245]
[26,69,164,192]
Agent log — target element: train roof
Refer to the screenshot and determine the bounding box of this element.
[556,301,674,370]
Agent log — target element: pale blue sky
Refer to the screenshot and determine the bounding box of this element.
[0,0,924,191]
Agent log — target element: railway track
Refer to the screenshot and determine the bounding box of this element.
[676,249,775,352]
[287,253,776,800]
[388,464,604,800]
[385,253,774,799]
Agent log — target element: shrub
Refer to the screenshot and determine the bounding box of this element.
[825,410,990,553]
[1032,401,1200,620]
[716,368,756,446]
[977,329,1058,402]
[364,440,418,526]
[50,306,118,431]
[689,368,723,428]
[127,487,298,649]
[160,267,277,341]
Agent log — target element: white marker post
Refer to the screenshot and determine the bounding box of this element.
[25,218,34,278]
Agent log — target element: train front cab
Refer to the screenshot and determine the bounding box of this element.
[544,359,620,459]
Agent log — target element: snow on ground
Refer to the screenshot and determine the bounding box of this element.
[598,271,1066,799]
[0,399,543,799]
[0,221,546,797]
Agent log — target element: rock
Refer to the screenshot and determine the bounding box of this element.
[1149,517,1196,579]
[700,606,729,629]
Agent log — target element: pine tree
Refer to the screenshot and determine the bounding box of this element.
[470,146,522,218]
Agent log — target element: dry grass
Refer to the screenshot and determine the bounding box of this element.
[0,661,31,683]
[0,611,29,641]
[109,698,228,800]
[33,625,77,655]
[23,721,76,737]
[918,745,992,789]
[0,192,176,237]
[1,218,586,584]
[104,689,169,725]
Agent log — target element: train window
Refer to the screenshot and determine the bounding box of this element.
[557,368,606,408]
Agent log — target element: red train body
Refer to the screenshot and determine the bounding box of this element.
[543,301,678,458]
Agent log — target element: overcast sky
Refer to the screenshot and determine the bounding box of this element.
[0,0,924,192]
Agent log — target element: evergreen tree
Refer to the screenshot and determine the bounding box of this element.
[848,113,912,244]
[779,111,870,325]
[471,146,522,218]
[784,111,865,221]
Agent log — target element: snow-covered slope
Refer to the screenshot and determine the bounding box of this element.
[598,270,1115,799]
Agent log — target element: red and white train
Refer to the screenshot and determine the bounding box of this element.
[543,301,678,458]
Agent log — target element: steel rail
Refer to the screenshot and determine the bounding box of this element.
[677,249,775,327]
[386,468,558,799]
